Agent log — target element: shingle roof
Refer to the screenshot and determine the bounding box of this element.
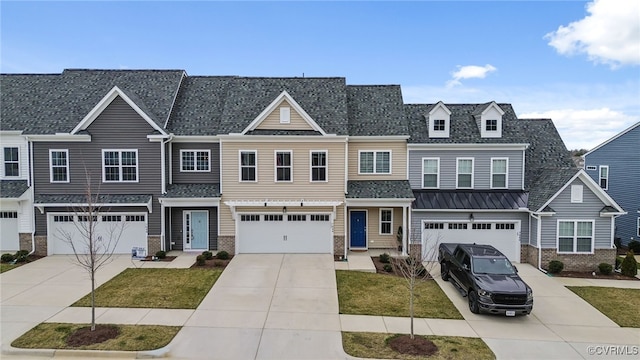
[347,180,414,199]
[162,183,221,198]
[412,190,529,210]
[347,85,407,136]
[34,194,152,204]
[0,180,29,198]
[526,167,579,212]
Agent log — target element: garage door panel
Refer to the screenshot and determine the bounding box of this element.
[422,221,519,262]
[0,211,20,251]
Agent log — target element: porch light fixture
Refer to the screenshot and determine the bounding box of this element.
[283,206,287,214]
[469,213,474,222]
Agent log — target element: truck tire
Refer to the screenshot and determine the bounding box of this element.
[468,290,480,314]
[440,262,450,280]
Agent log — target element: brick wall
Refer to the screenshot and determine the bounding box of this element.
[19,233,32,253]
[217,236,235,254]
[147,236,161,256]
[541,248,617,272]
[409,243,422,257]
[333,235,345,257]
[521,244,539,267]
[34,236,47,256]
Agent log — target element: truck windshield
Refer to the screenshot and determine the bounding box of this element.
[472,257,516,275]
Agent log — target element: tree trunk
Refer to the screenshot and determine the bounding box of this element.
[91,269,96,331]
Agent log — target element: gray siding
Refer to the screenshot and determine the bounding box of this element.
[32,96,163,234]
[540,178,612,249]
[408,149,524,190]
[584,124,639,246]
[167,207,218,251]
[529,216,538,246]
[171,143,220,184]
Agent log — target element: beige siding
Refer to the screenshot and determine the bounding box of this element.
[348,141,408,180]
[348,207,404,248]
[255,100,314,131]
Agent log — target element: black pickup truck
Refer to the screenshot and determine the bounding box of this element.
[438,243,533,316]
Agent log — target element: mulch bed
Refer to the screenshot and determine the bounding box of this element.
[190,257,233,269]
[372,256,398,276]
[139,255,176,262]
[66,324,120,347]
[551,271,639,281]
[387,334,438,356]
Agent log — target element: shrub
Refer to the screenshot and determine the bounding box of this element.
[548,260,564,274]
[598,262,613,275]
[615,256,623,270]
[628,240,640,254]
[155,251,166,259]
[202,251,213,260]
[14,250,29,263]
[379,253,391,263]
[1,253,15,263]
[216,251,230,260]
[620,251,638,277]
[383,264,393,272]
[196,255,206,266]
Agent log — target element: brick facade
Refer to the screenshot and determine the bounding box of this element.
[34,236,47,256]
[147,236,161,256]
[19,233,32,253]
[521,244,539,267]
[217,236,235,254]
[409,243,422,257]
[540,248,617,272]
[333,235,345,256]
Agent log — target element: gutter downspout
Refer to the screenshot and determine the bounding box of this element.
[159,134,174,252]
[27,137,36,256]
[530,212,546,274]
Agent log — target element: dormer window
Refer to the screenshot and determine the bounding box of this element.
[479,102,504,138]
[486,119,498,132]
[433,119,446,131]
[428,102,451,138]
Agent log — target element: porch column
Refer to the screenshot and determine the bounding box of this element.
[160,203,166,251]
[402,206,408,256]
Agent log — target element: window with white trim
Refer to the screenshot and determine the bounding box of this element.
[240,151,257,182]
[275,151,292,182]
[491,158,508,188]
[599,165,608,189]
[570,185,583,203]
[54,215,73,222]
[50,149,69,183]
[0,211,18,218]
[422,158,439,188]
[558,220,593,253]
[240,214,260,222]
[359,151,391,174]
[433,119,445,131]
[379,209,392,235]
[103,150,138,182]
[280,107,290,124]
[181,150,210,172]
[486,119,498,131]
[586,165,597,171]
[456,158,474,188]
[3,147,19,177]
[310,151,327,182]
[637,217,640,237]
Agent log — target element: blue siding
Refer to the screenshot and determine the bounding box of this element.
[584,124,640,246]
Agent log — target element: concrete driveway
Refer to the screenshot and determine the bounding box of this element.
[434,263,640,359]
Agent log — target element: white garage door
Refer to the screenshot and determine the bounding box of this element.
[422,221,520,262]
[48,213,147,255]
[237,213,332,254]
[1,211,20,251]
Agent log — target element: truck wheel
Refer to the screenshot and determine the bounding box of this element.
[440,263,450,280]
[468,291,480,314]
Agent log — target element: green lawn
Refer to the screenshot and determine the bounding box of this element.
[336,270,463,319]
[0,263,19,273]
[567,286,640,327]
[342,332,494,360]
[72,268,222,309]
[12,323,179,351]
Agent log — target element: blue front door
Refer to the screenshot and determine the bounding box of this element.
[186,211,208,250]
[350,211,367,248]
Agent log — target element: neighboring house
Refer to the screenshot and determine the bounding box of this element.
[583,122,639,247]
[0,69,624,271]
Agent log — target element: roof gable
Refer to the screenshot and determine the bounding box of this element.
[71,86,167,135]
[240,91,326,135]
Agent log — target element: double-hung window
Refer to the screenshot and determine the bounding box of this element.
[558,220,594,253]
[181,150,210,172]
[380,209,393,235]
[275,151,292,182]
[50,149,69,183]
[310,151,327,182]
[456,158,474,188]
[422,158,439,188]
[359,151,391,174]
[103,150,138,182]
[599,165,609,189]
[491,158,508,188]
[3,147,19,177]
[240,151,256,182]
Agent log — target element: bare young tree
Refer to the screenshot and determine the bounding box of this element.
[391,224,441,340]
[54,170,125,331]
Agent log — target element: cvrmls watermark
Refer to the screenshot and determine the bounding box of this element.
[587,345,639,356]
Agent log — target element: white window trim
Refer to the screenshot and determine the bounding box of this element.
[49,149,70,183]
[280,106,291,124]
[556,219,595,254]
[421,157,440,189]
[239,150,257,182]
[586,165,597,171]
[570,184,583,203]
[358,150,392,175]
[274,150,293,183]
[490,157,509,189]
[310,150,328,182]
[637,217,640,237]
[180,149,211,172]
[102,149,139,183]
[456,157,474,189]
[3,146,20,178]
[599,165,609,190]
[379,208,393,235]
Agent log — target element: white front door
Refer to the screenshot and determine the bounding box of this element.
[184,210,209,250]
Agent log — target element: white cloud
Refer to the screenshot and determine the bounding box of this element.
[519,108,636,150]
[545,0,640,68]
[446,64,497,87]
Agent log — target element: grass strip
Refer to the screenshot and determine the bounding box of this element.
[567,286,640,327]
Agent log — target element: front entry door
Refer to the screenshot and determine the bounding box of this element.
[184,211,209,250]
[350,211,367,248]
